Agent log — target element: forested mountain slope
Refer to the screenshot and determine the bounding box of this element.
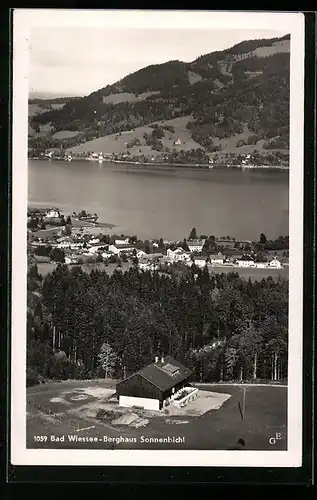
[29,34,290,155]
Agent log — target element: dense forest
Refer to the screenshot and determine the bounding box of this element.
[29,34,290,153]
[27,264,288,386]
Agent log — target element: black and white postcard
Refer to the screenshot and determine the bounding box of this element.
[11,9,304,467]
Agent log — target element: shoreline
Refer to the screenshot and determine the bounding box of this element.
[28,157,289,171]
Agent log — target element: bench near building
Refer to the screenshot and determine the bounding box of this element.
[116,356,197,411]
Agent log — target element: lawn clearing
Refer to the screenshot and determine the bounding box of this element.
[27,381,287,450]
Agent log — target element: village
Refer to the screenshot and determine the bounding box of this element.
[28,207,288,275]
[28,146,289,170]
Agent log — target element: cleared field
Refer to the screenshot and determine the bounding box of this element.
[27,380,287,450]
[102,91,160,105]
[66,115,202,155]
[210,124,288,155]
[51,103,66,110]
[208,265,289,281]
[36,261,134,278]
[188,71,203,84]
[28,103,50,117]
[52,130,80,139]
[34,261,288,281]
[251,39,290,58]
[36,262,57,276]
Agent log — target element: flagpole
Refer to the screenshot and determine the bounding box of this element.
[242,387,246,419]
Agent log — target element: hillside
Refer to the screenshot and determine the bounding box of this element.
[29,34,290,158]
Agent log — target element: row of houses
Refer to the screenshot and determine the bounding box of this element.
[137,247,283,271]
[31,230,283,270]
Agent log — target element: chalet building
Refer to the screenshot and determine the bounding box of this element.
[138,259,159,271]
[167,247,191,263]
[116,356,193,411]
[115,237,130,245]
[138,253,163,271]
[108,244,136,256]
[45,208,61,219]
[269,258,283,269]
[236,255,255,267]
[187,239,206,253]
[209,253,226,265]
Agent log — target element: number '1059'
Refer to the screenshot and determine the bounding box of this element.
[34,436,48,442]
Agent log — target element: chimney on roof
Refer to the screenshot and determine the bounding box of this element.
[155,356,159,363]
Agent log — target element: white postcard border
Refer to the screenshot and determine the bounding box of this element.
[11,9,305,467]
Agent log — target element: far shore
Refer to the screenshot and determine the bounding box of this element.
[29,157,289,170]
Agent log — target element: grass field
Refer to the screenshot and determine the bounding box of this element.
[35,261,288,281]
[102,91,160,105]
[36,261,134,277]
[52,130,80,139]
[66,115,202,155]
[27,380,287,451]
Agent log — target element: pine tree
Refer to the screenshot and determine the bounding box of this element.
[98,343,118,378]
[224,347,238,380]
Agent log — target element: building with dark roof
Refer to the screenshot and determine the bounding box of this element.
[116,355,193,411]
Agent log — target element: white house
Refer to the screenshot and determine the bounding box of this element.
[56,236,71,243]
[115,238,130,245]
[187,239,206,253]
[56,241,72,249]
[167,247,191,263]
[194,257,207,268]
[108,244,135,256]
[65,255,79,265]
[209,253,226,265]
[269,258,283,269]
[57,241,84,250]
[236,256,256,267]
[45,208,61,218]
[116,356,193,411]
[256,262,267,269]
[138,253,163,271]
[138,260,159,271]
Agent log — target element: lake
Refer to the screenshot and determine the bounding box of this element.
[28,160,289,241]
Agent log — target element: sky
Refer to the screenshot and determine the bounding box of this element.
[29,25,287,98]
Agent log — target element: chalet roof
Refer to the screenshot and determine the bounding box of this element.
[117,355,192,393]
[237,255,255,261]
[173,247,188,254]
